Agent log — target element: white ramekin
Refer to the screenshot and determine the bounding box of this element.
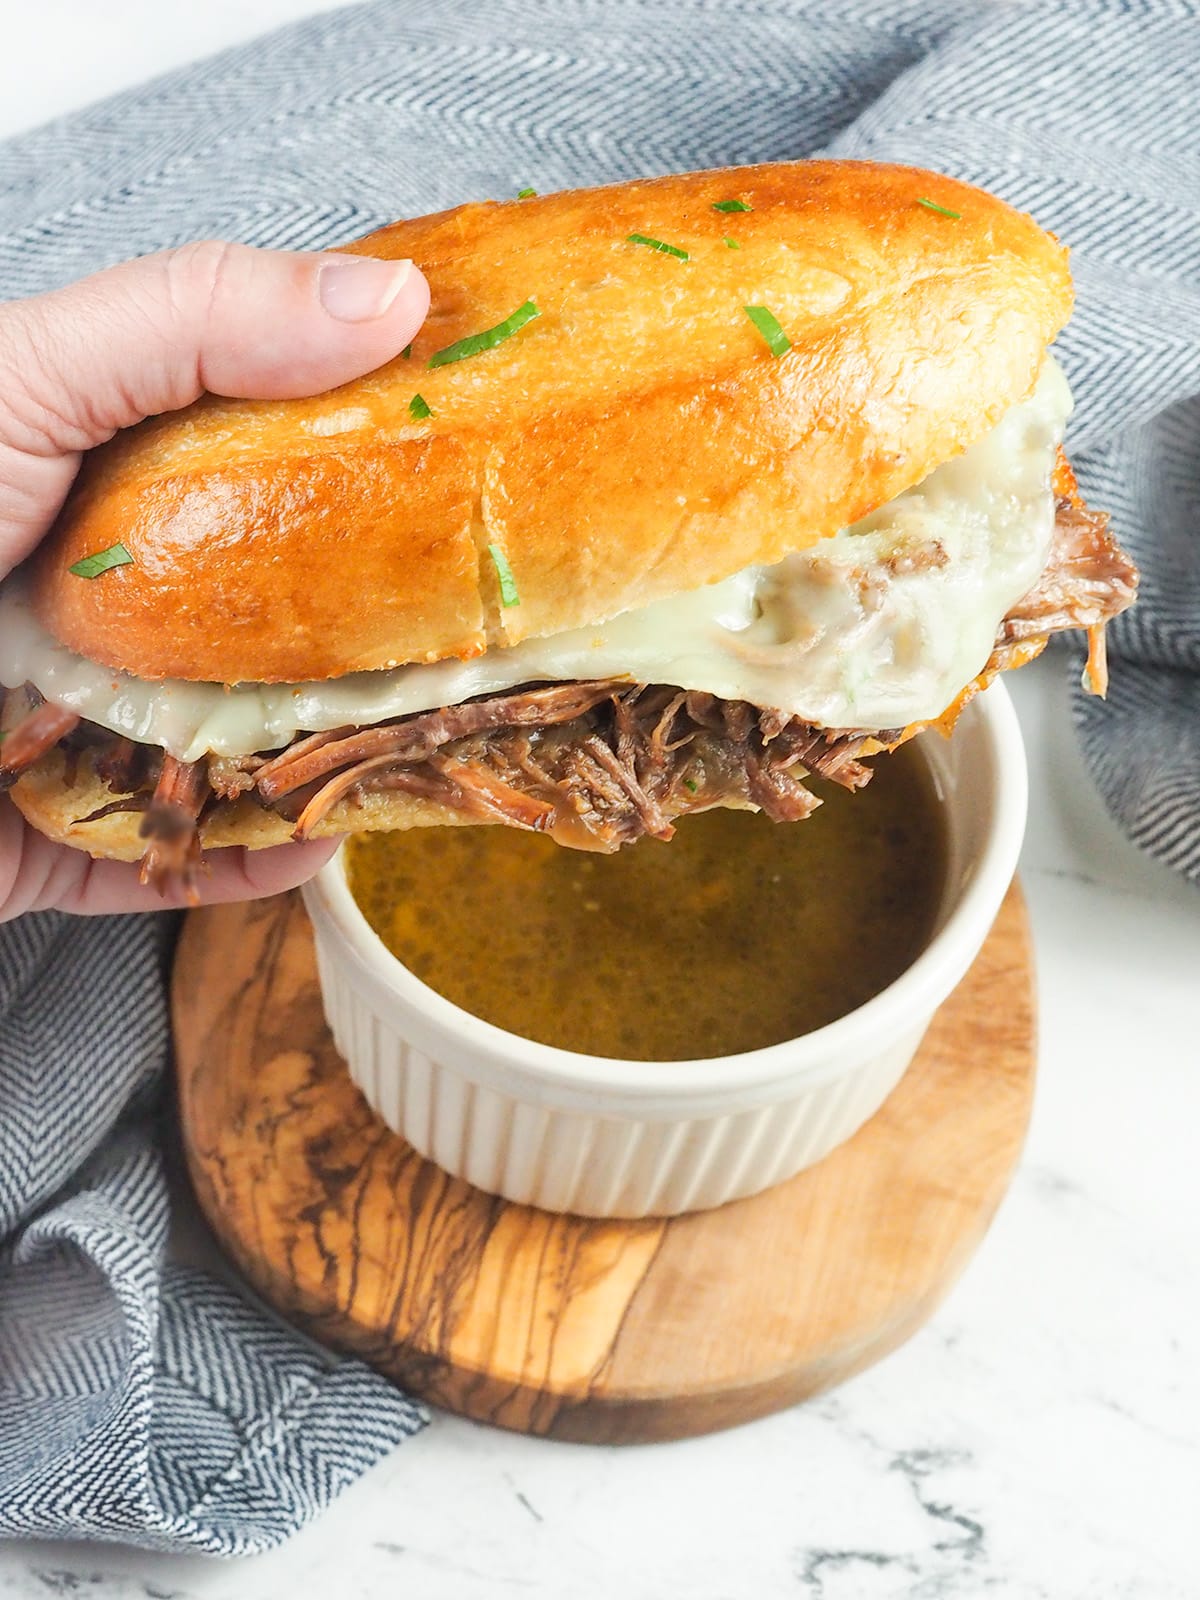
[302,682,1027,1218]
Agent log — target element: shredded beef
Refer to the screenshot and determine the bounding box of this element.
[0,491,1139,892]
[78,792,153,825]
[254,679,626,802]
[267,692,874,847]
[425,754,558,831]
[0,702,80,791]
[92,736,152,796]
[207,752,268,799]
[999,498,1137,648]
[138,755,209,899]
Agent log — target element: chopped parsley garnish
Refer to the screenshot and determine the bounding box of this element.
[517,186,537,198]
[69,542,134,580]
[428,300,540,368]
[408,393,433,420]
[724,236,740,249]
[743,304,792,358]
[916,196,961,219]
[487,544,521,607]
[683,778,699,793]
[400,343,413,359]
[712,198,751,213]
[626,233,690,261]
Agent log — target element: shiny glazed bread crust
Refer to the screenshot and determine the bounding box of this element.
[28,161,1072,685]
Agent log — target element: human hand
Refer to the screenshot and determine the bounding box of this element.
[0,241,429,919]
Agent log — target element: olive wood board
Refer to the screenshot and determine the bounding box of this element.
[172,880,1034,1444]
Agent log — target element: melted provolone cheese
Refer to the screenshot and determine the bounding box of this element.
[0,358,1072,760]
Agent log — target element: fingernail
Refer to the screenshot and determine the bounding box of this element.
[318,255,413,322]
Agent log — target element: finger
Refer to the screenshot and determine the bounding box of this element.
[2,240,429,435]
[0,799,338,920]
[0,241,429,572]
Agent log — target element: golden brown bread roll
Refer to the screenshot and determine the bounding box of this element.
[28,161,1072,685]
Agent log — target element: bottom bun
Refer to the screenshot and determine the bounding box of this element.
[6,747,483,863]
[6,745,761,862]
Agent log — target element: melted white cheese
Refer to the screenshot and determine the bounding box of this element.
[0,358,1072,761]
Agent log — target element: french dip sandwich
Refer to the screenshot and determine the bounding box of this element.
[0,162,1137,891]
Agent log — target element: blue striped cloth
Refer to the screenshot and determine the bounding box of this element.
[1,0,1197,1556]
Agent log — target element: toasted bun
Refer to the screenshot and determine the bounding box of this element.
[5,746,473,859]
[5,743,757,861]
[28,161,1071,686]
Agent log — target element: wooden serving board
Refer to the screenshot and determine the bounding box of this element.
[172,882,1034,1444]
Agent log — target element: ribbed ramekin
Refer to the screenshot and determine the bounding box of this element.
[302,682,1027,1218]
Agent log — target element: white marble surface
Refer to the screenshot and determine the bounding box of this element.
[1,5,1198,1596]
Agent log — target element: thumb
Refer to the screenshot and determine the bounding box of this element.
[0,240,429,574]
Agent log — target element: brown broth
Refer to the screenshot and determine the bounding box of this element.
[345,742,947,1061]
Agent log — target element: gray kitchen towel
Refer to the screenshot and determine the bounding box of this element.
[1,0,1197,1557]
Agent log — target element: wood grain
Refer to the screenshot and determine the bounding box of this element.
[172,881,1034,1443]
